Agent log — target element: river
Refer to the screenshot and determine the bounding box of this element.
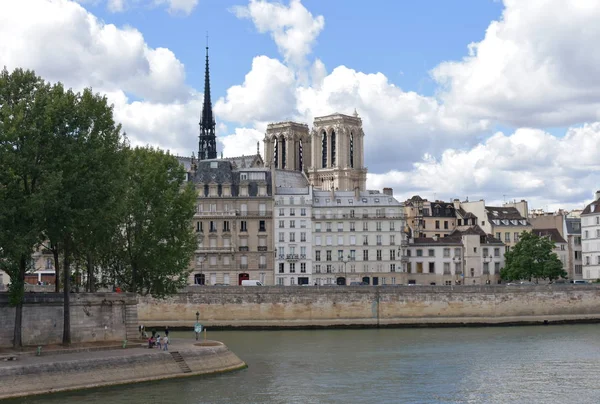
[12,324,600,403]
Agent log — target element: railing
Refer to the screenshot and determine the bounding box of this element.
[194,211,236,217]
[258,246,268,252]
[236,211,272,217]
[195,247,233,253]
[286,254,299,261]
[240,264,248,270]
[258,264,267,269]
[300,254,307,259]
[239,246,249,251]
[278,254,285,259]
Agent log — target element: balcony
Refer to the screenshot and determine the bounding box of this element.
[240,264,248,270]
[236,211,272,217]
[258,264,267,269]
[286,254,299,261]
[195,246,233,253]
[401,255,409,262]
[239,246,249,252]
[194,211,236,218]
[300,254,307,259]
[258,246,268,252]
[278,254,285,259]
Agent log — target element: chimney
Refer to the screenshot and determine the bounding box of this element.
[383,188,393,196]
[596,190,600,201]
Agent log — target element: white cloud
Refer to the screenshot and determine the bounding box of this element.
[75,0,199,15]
[0,0,190,103]
[367,123,600,211]
[214,56,297,125]
[231,0,324,70]
[220,128,265,158]
[432,0,600,127]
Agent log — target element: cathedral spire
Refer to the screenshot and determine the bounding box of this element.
[198,35,217,160]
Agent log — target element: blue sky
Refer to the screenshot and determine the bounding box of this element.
[2,0,600,210]
[87,0,504,106]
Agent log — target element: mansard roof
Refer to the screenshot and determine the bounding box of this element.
[582,198,600,215]
[412,237,462,246]
[565,218,582,235]
[533,228,567,244]
[486,206,530,226]
[192,159,272,197]
[448,225,504,245]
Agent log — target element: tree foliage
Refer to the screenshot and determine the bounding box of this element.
[500,232,567,282]
[1,67,195,346]
[102,147,197,297]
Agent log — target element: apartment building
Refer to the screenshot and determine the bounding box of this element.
[189,159,274,286]
[459,199,532,251]
[274,170,313,286]
[565,218,583,280]
[404,196,457,238]
[581,191,600,280]
[311,189,407,286]
[532,228,568,270]
[406,226,505,285]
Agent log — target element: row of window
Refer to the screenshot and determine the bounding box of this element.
[197,203,267,213]
[196,220,267,233]
[313,234,397,246]
[278,262,307,273]
[495,232,521,243]
[277,208,307,216]
[407,247,501,258]
[276,196,308,205]
[313,264,395,273]
[583,229,600,239]
[314,221,397,232]
[313,209,397,218]
[584,255,600,265]
[278,220,308,229]
[196,254,267,267]
[406,262,501,275]
[315,249,398,262]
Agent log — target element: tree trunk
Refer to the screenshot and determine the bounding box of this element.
[52,244,60,293]
[62,239,71,345]
[87,252,94,292]
[12,255,27,348]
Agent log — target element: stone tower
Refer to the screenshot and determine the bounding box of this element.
[306,111,367,191]
[198,46,217,160]
[264,121,311,171]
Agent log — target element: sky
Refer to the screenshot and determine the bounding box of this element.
[2,0,600,212]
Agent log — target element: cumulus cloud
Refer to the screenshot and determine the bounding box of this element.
[231,0,324,70]
[432,0,600,127]
[367,123,600,211]
[75,0,199,15]
[0,0,190,103]
[214,56,297,124]
[220,128,265,158]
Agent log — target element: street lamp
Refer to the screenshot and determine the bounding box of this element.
[196,311,200,322]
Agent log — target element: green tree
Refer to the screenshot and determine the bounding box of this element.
[104,147,196,297]
[41,86,126,344]
[500,231,567,283]
[0,68,53,347]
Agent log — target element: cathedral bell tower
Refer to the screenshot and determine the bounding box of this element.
[198,45,217,160]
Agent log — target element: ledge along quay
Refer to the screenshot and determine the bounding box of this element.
[0,293,246,400]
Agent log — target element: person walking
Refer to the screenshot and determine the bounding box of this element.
[156,334,162,349]
[164,326,169,338]
[162,335,169,351]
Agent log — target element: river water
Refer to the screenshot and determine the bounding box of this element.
[12,325,600,404]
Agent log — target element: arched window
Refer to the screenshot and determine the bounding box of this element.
[273,138,278,168]
[299,140,303,170]
[281,137,287,169]
[331,130,336,167]
[321,131,327,168]
[349,131,354,168]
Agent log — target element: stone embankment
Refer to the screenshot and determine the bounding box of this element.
[138,284,600,328]
[0,339,246,400]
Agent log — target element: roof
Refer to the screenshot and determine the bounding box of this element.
[565,218,581,235]
[448,225,504,245]
[429,202,456,217]
[275,170,310,195]
[533,228,567,244]
[582,198,600,215]
[312,190,402,208]
[457,207,477,219]
[192,159,272,197]
[223,154,263,169]
[486,206,530,226]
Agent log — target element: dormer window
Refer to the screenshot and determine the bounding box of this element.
[210,162,218,169]
[240,173,248,180]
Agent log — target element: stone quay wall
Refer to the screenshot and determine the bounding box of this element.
[138,285,600,328]
[0,341,246,400]
[0,292,138,348]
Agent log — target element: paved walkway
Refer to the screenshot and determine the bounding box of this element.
[0,339,197,369]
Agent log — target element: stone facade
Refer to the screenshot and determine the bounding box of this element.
[0,293,138,348]
[188,159,273,286]
[311,189,407,286]
[274,170,313,286]
[581,191,600,280]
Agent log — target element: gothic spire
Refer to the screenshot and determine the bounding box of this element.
[198,37,217,160]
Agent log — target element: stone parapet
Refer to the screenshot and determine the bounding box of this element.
[0,292,138,348]
[138,285,600,328]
